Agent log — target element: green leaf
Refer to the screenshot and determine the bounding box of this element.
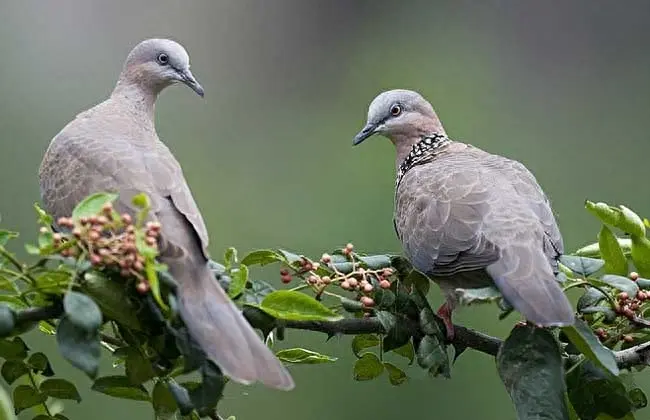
[27,353,54,377]
[353,353,384,381]
[416,335,450,378]
[0,337,28,360]
[383,362,408,386]
[0,230,18,247]
[351,334,380,357]
[276,348,337,364]
[12,385,46,414]
[618,206,645,237]
[131,192,150,209]
[251,290,342,322]
[91,376,151,401]
[0,385,16,420]
[0,304,16,337]
[223,247,238,270]
[152,381,177,420]
[455,286,502,305]
[559,255,605,277]
[56,316,101,379]
[599,225,629,275]
[1,360,29,385]
[577,288,606,312]
[575,238,632,258]
[24,244,40,255]
[562,320,619,376]
[125,348,156,385]
[567,362,634,420]
[586,201,622,228]
[241,279,276,305]
[375,311,396,332]
[497,325,568,420]
[373,288,396,308]
[63,291,102,332]
[392,341,415,364]
[227,265,248,299]
[81,271,143,331]
[240,249,283,267]
[34,203,53,226]
[598,275,639,296]
[631,235,650,278]
[71,192,118,221]
[419,307,444,337]
[40,379,81,402]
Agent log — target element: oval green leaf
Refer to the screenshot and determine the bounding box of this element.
[227,265,248,299]
[599,275,639,296]
[351,334,380,357]
[63,291,102,332]
[56,317,101,379]
[618,206,645,237]
[0,360,28,385]
[240,249,283,267]
[71,192,118,221]
[40,378,81,402]
[497,325,568,420]
[0,305,15,337]
[631,235,650,277]
[599,225,628,275]
[253,290,342,322]
[575,238,632,258]
[559,255,605,277]
[353,353,384,381]
[383,362,408,386]
[276,348,337,364]
[152,381,178,420]
[562,320,619,376]
[91,375,151,401]
[12,385,46,414]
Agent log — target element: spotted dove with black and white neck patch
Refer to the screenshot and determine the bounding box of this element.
[353,89,574,339]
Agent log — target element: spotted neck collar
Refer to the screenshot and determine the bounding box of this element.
[396,134,451,187]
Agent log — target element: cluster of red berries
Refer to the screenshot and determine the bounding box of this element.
[593,271,647,343]
[52,202,159,294]
[278,242,395,310]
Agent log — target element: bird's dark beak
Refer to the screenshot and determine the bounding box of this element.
[353,122,378,146]
[179,68,205,97]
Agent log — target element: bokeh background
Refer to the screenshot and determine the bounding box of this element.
[1,1,650,419]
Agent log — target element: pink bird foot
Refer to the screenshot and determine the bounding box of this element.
[436,302,455,341]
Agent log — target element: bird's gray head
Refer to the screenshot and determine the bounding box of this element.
[353,89,444,146]
[118,38,204,97]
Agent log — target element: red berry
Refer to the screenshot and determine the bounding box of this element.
[340,280,350,290]
[630,272,639,281]
[280,269,289,276]
[623,335,634,343]
[382,268,394,277]
[347,278,358,289]
[623,307,635,319]
[619,292,629,301]
[281,274,292,284]
[321,254,331,264]
[90,254,102,266]
[360,296,375,307]
[321,276,332,285]
[121,214,132,225]
[136,281,150,294]
[362,283,373,293]
[379,279,391,289]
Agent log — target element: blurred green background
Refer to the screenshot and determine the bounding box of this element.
[1,1,650,419]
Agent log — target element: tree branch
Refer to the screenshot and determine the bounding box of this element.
[257,312,650,369]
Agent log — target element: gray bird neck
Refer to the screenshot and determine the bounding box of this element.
[395,134,451,187]
[110,78,159,127]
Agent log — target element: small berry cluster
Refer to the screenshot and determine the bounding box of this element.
[613,272,647,320]
[593,271,648,344]
[52,202,159,294]
[279,243,395,311]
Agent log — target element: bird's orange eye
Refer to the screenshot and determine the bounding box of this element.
[390,104,402,116]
